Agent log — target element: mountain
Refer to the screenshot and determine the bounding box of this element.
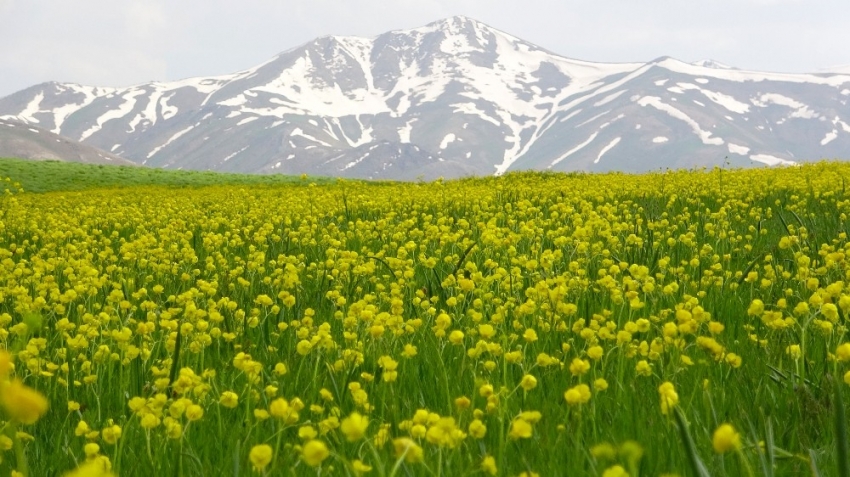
[1,16,849,178]
[0,118,134,165]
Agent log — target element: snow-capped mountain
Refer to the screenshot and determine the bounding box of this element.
[1,16,849,179]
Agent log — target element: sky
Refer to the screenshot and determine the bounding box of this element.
[1,0,849,98]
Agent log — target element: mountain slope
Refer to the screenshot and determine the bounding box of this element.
[0,118,134,165]
[1,16,849,178]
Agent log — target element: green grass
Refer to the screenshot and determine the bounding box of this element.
[1,160,850,476]
[0,157,336,193]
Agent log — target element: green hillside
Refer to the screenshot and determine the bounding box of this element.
[0,157,335,193]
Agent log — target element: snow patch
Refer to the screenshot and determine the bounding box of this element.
[223,146,249,162]
[752,93,816,119]
[699,89,750,113]
[559,108,582,123]
[291,127,333,147]
[549,132,598,167]
[658,57,850,86]
[638,96,724,146]
[695,78,709,84]
[750,154,796,166]
[821,130,838,145]
[440,133,457,149]
[18,92,44,124]
[728,143,750,155]
[237,116,258,126]
[451,103,501,126]
[398,119,416,143]
[80,89,146,141]
[160,94,179,120]
[576,110,610,128]
[342,152,372,170]
[595,137,620,163]
[146,124,195,158]
[594,90,627,107]
[652,137,668,143]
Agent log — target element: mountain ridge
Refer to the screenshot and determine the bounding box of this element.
[1,16,849,179]
[0,117,135,165]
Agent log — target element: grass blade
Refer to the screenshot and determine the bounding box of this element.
[765,417,776,477]
[673,407,712,477]
[809,448,822,477]
[835,377,850,477]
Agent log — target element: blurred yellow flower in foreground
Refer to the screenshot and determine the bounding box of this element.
[2,379,48,424]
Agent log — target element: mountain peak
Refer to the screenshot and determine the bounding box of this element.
[692,59,736,70]
[429,15,487,28]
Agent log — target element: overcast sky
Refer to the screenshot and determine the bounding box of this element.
[1,0,848,98]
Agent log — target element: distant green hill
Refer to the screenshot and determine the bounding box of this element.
[0,157,335,193]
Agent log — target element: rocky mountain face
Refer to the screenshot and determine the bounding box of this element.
[0,118,134,165]
[1,16,848,179]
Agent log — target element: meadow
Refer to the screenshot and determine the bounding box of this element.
[0,159,849,476]
[0,158,334,193]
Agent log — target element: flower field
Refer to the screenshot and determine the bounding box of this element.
[1,161,850,476]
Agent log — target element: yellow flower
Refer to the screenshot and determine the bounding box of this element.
[84,442,100,458]
[351,459,372,475]
[298,425,318,440]
[635,360,652,376]
[0,350,12,376]
[140,414,160,429]
[658,382,679,415]
[220,391,239,408]
[63,460,115,477]
[469,419,487,439]
[594,378,609,391]
[101,425,122,445]
[454,396,471,409]
[712,423,741,453]
[75,420,91,436]
[301,440,329,467]
[837,343,850,362]
[401,344,418,358]
[569,358,590,376]
[481,455,498,475]
[340,412,369,441]
[590,442,616,460]
[602,465,629,477]
[186,404,204,421]
[393,437,423,463]
[564,384,591,406]
[520,374,538,391]
[509,418,533,439]
[2,379,48,424]
[725,353,742,368]
[249,444,273,472]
